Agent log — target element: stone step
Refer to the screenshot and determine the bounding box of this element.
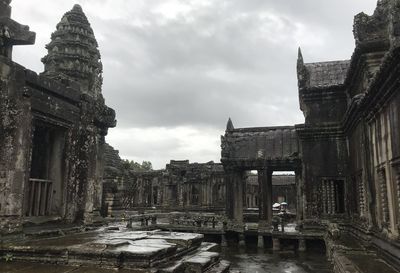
[157,243,221,273]
[159,261,185,273]
[333,252,399,273]
[196,242,219,252]
[204,260,230,273]
[183,251,221,273]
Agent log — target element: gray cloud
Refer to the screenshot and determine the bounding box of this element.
[11,0,377,168]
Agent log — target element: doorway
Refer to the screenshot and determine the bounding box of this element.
[25,122,66,217]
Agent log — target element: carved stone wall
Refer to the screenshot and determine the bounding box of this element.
[102,157,226,214]
[0,2,115,234]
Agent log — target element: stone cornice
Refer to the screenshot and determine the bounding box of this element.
[299,85,347,103]
[330,47,400,134]
[228,125,295,134]
[295,124,345,140]
[361,47,400,123]
[342,94,365,134]
[221,158,301,171]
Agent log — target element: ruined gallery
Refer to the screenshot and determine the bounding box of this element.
[1,0,400,272]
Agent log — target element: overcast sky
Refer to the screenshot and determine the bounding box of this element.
[11,0,377,169]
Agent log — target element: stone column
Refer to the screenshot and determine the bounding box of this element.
[327,180,336,214]
[150,183,154,206]
[258,168,273,230]
[178,181,184,207]
[321,180,327,214]
[221,233,228,247]
[272,238,280,251]
[238,233,246,247]
[226,169,244,229]
[257,234,264,248]
[298,239,306,252]
[394,164,400,233]
[295,168,304,224]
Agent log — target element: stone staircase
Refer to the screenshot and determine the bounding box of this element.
[159,242,230,273]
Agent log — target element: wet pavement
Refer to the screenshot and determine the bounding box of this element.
[0,248,333,273]
[220,246,332,273]
[0,222,333,273]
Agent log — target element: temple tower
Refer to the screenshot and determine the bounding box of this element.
[41,4,103,99]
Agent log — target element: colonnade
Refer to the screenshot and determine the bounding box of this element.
[225,165,303,246]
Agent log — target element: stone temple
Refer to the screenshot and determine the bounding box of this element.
[1,0,400,273]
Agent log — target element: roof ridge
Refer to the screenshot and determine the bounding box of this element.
[304,59,351,66]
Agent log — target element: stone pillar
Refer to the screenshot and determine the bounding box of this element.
[378,167,389,225]
[226,169,244,229]
[238,233,246,247]
[150,181,154,206]
[272,238,280,251]
[178,181,184,207]
[329,180,336,214]
[257,234,264,248]
[321,181,327,214]
[221,234,228,247]
[126,218,133,229]
[298,239,306,252]
[258,169,273,229]
[394,164,400,233]
[357,173,366,217]
[295,168,303,224]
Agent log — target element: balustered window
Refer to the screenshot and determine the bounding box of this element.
[377,167,389,224]
[352,172,366,217]
[321,178,345,215]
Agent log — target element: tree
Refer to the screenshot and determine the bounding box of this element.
[121,159,153,172]
[141,161,152,171]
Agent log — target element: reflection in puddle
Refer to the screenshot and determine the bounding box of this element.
[220,246,332,273]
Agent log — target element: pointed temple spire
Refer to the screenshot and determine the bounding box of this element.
[297,47,304,70]
[0,0,35,59]
[297,47,303,63]
[41,4,103,99]
[296,47,307,88]
[226,118,234,131]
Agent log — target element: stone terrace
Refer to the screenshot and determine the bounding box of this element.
[0,226,230,273]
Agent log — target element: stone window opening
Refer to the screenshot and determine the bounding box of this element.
[191,185,200,206]
[25,123,65,217]
[153,186,158,205]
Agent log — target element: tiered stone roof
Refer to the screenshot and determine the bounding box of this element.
[41,4,102,98]
[104,143,123,177]
[304,60,350,89]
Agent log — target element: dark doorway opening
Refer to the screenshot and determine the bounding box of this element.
[25,123,65,217]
